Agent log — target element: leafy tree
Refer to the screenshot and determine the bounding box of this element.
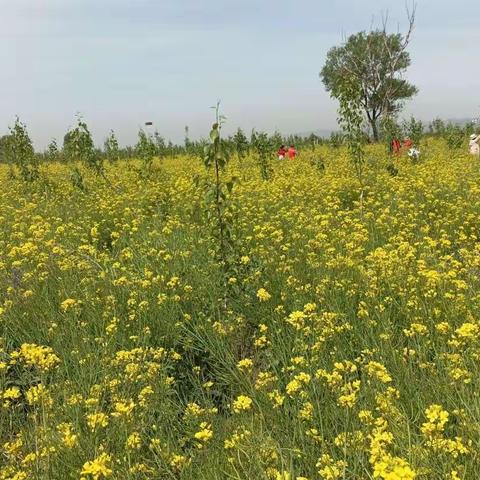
[63,131,73,158]
[104,130,120,163]
[402,116,423,146]
[0,134,13,163]
[464,121,476,137]
[64,116,103,175]
[329,132,344,148]
[320,13,417,141]
[46,139,60,162]
[136,129,156,171]
[5,117,39,182]
[444,124,464,150]
[271,130,284,148]
[233,128,248,156]
[201,102,237,310]
[336,78,367,206]
[429,118,446,136]
[232,128,249,175]
[252,131,273,181]
[154,130,166,156]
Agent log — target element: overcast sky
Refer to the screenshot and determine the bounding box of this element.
[1,0,479,148]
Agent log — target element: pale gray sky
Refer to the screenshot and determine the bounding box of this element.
[1,0,479,148]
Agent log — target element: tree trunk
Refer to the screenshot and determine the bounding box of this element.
[370,118,379,142]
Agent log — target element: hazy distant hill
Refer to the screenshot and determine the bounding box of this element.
[447,117,477,126]
[295,128,335,138]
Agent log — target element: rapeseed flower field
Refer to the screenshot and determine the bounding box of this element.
[1,140,480,479]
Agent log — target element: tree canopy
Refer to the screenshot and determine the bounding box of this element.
[320,28,417,141]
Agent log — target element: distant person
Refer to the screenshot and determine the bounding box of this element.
[287,145,297,159]
[403,137,413,149]
[469,133,480,156]
[277,145,287,160]
[391,138,401,154]
[408,147,420,162]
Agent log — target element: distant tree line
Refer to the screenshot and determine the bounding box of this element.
[0,117,330,166]
[0,116,477,169]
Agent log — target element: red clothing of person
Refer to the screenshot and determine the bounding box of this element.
[392,138,401,154]
[403,138,413,149]
[277,147,287,158]
[287,146,297,159]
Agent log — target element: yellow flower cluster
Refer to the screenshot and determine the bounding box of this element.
[257,288,272,301]
[80,452,112,479]
[421,404,469,458]
[9,343,60,372]
[232,395,253,413]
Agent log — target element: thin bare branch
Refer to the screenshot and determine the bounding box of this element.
[381,10,389,34]
[379,1,416,116]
